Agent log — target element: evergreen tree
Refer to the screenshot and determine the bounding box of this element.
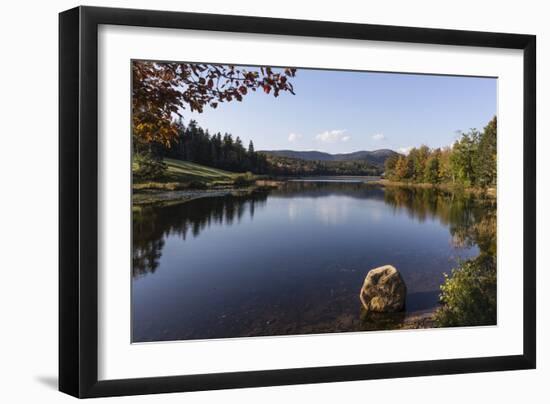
[414,145,430,181]
[450,130,479,187]
[475,117,497,187]
[424,149,441,183]
[384,154,399,179]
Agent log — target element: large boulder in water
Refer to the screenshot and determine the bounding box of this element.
[360,265,406,312]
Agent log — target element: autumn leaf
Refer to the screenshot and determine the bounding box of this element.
[132,61,297,145]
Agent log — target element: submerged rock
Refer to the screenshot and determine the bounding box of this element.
[360,265,406,312]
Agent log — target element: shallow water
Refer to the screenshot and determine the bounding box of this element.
[132,182,494,342]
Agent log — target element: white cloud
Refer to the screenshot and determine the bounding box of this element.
[371,133,386,141]
[398,146,413,155]
[315,129,350,143]
[287,132,302,143]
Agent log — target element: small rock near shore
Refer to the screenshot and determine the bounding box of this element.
[360,265,406,312]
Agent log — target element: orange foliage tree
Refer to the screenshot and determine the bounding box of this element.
[132,61,297,147]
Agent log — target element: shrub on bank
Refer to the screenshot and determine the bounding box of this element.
[233,172,255,188]
[133,153,167,181]
[434,255,497,327]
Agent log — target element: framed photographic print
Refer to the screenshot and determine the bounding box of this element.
[59,6,536,398]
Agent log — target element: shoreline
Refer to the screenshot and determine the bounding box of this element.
[401,309,437,329]
[133,176,496,206]
[368,179,496,197]
[132,184,276,207]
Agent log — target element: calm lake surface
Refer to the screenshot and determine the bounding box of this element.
[132,181,495,342]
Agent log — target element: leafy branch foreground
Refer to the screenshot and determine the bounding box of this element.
[434,255,497,327]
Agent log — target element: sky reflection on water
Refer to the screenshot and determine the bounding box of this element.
[132,183,494,342]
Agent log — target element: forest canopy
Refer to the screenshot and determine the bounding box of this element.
[384,117,497,188]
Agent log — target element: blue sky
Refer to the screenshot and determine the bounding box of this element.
[184,67,496,154]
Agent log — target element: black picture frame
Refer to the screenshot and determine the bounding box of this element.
[59,5,536,398]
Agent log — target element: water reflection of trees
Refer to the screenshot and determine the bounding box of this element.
[133,183,496,280]
[381,186,497,328]
[383,186,496,257]
[272,182,496,257]
[132,191,268,277]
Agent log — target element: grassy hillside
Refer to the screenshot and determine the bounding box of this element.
[163,159,238,182]
[133,158,254,191]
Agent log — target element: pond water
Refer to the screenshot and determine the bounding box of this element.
[132,181,495,342]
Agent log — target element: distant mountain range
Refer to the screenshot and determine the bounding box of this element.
[260,149,400,167]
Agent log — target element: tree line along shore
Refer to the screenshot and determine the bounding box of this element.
[383,117,497,191]
[133,116,496,196]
